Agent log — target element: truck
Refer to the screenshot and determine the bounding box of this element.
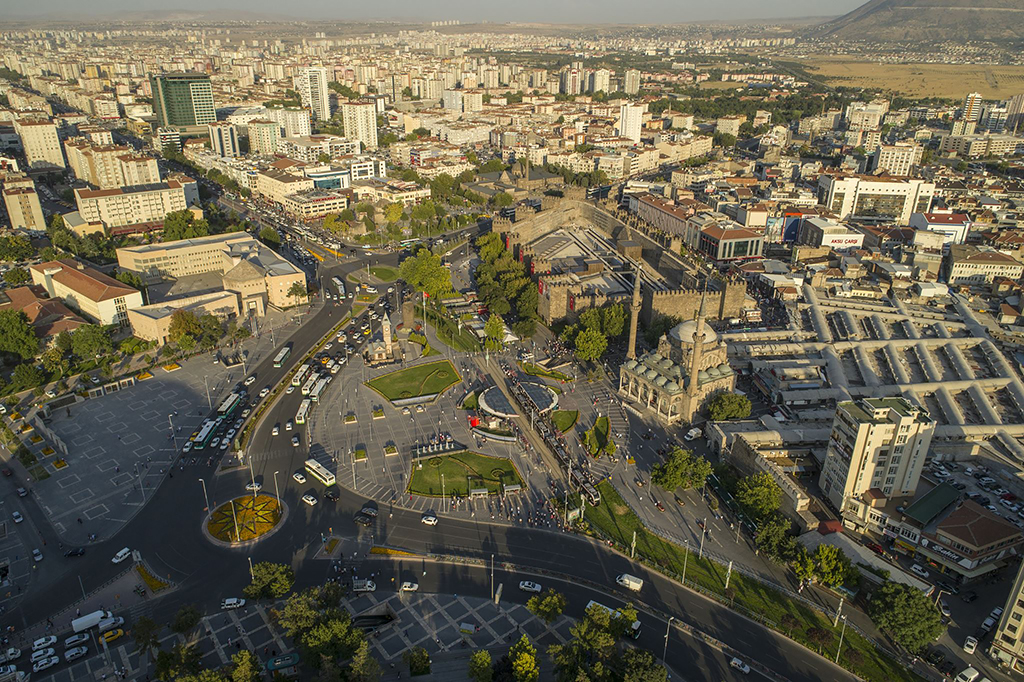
[616,574,643,592]
[71,609,113,633]
[352,579,376,593]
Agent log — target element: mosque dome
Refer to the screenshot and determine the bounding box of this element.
[697,370,710,383]
[717,363,734,375]
[669,320,719,346]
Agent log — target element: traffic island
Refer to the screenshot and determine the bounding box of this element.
[204,494,288,547]
[408,451,523,497]
[365,359,461,403]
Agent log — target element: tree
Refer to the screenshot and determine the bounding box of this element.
[650,447,712,491]
[197,314,224,350]
[384,202,403,224]
[258,226,281,247]
[40,345,69,376]
[806,627,832,654]
[162,210,210,241]
[70,324,112,358]
[399,248,453,299]
[317,152,332,164]
[0,235,34,262]
[288,281,308,307]
[0,310,39,359]
[619,648,667,682]
[707,392,752,420]
[172,604,202,635]
[131,616,161,659]
[602,304,626,337]
[509,635,539,682]
[231,650,261,682]
[244,561,295,599]
[3,268,29,286]
[813,544,853,588]
[548,615,615,682]
[526,589,566,624]
[302,615,364,668]
[350,640,381,682]
[791,546,816,584]
[277,589,321,638]
[468,649,493,682]
[154,643,202,680]
[114,269,145,292]
[484,314,504,350]
[168,309,202,347]
[403,645,430,676]
[574,327,608,362]
[754,512,793,560]
[491,192,514,208]
[736,471,782,520]
[11,363,43,389]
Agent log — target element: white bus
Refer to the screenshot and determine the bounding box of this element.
[295,399,312,425]
[273,345,291,368]
[301,375,319,396]
[305,458,336,487]
[585,601,641,639]
[192,420,217,451]
[309,377,328,403]
[292,363,312,387]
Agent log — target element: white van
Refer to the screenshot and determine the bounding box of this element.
[353,579,376,593]
[616,574,643,591]
[111,547,131,564]
[954,668,980,682]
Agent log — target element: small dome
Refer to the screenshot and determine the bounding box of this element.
[645,368,659,380]
[717,363,734,375]
[697,370,711,383]
[665,381,680,392]
[624,359,638,371]
[706,366,722,379]
[658,357,674,370]
[654,376,668,387]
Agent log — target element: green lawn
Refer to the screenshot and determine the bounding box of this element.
[584,482,919,682]
[370,266,399,282]
[366,360,460,401]
[521,362,574,382]
[408,452,522,497]
[417,305,482,352]
[461,391,479,410]
[550,410,579,433]
[584,416,610,455]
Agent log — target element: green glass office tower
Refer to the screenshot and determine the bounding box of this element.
[150,73,216,128]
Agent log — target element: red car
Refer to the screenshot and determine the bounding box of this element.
[1002,492,1018,502]
[1,468,12,477]
[866,542,885,555]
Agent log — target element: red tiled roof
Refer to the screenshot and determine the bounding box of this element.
[29,259,138,302]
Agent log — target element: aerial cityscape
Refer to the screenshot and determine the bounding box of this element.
[1,1,1024,681]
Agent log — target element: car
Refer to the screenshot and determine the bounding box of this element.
[98,617,124,631]
[225,428,237,439]
[259,387,270,398]
[65,646,88,662]
[990,606,1004,620]
[32,548,43,562]
[302,494,318,506]
[44,389,56,398]
[729,658,751,674]
[64,548,85,557]
[111,547,131,564]
[11,511,22,524]
[1,468,10,477]
[245,482,262,492]
[955,667,982,682]
[32,637,56,651]
[519,581,542,593]
[220,440,230,451]
[400,581,419,592]
[325,487,340,501]
[421,513,438,526]
[286,419,294,431]
[291,435,300,447]
[415,404,425,413]
[361,506,379,517]
[16,487,28,497]
[964,636,978,654]
[0,647,20,664]
[293,472,306,484]
[962,591,979,603]
[981,616,997,632]
[210,437,220,448]
[33,655,59,673]
[30,647,55,663]
[325,343,333,350]
[244,376,256,386]
[910,563,930,579]
[865,542,885,555]
[64,634,89,649]
[939,600,951,618]
[684,427,702,441]
[286,386,295,394]
[100,629,124,643]
[654,500,666,512]
[221,598,246,610]
[353,512,374,526]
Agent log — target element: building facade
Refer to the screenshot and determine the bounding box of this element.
[340,102,378,150]
[295,66,330,121]
[817,174,934,225]
[150,73,216,129]
[14,118,64,169]
[74,174,198,229]
[247,119,280,156]
[29,259,143,326]
[208,122,240,158]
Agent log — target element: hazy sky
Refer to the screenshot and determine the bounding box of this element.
[16,0,867,22]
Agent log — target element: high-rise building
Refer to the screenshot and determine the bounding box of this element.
[2,175,45,231]
[962,92,983,123]
[1007,93,1024,132]
[295,66,330,121]
[869,142,922,177]
[340,102,378,149]
[819,397,934,516]
[266,107,312,138]
[248,119,280,156]
[624,69,641,95]
[560,67,583,96]
[14,118,65,169]
[208,122,240,158]
[991,562,1024,670]
[617,103,644,144]
[442,89,463,112]
[150,73,216,129]
[590,69,611,94]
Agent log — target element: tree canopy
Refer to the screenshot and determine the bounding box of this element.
[244,561,295,599]
[869,581,946,652]
[400,248,453,300]
[163,210,210,242]
[651,447,713,492]
[735,471,782,520]
[0,310,39,359]
[707,392,752,420]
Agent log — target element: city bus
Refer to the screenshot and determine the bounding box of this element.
[301,374,318,396]
[216,392,242,419]
[304,458,336,487]
[585,601,641,639]
[292,363,312,387]
[273,345,292,368]
[309,377,328,403]
[295,399,312,425]
[332,276,345,297]
[192,420,217,451]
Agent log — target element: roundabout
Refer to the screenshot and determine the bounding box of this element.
[204,493,288,546]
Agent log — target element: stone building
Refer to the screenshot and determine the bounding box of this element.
[618,294,735,425]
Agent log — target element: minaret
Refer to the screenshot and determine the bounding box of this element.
[626,264,642,360]
[686,286,709,401]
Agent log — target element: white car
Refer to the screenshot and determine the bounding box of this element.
[221,598,246,610]
[964,635,978,654]
[182,442,193,454]
[220,440,230,451]
[246,482,262,492]
[63,634,89,649]
[11,512,22,524]
[286,420,294,431]
[518,581,542,593]
[291,435,300,447]
[65,645,88,662]
[421,513,438,526]
[210,437,220,448]
[910,563,930,579]
[30,647,55,663]
[325,343,333,350]
[302,494,318,506]
[729,658,751,674]
[244,376,256,386]
[98,617,124,631]
[32,548,43,562]
[400,582,419,592]
[0,647,20,664]
[259,387,270,398]
[33,656,59,673]
[31,637,56,652]
[111,547,131,564]
[272,425,280,436]
[293,472,306,484]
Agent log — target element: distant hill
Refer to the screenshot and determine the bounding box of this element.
[815,0,1024,42]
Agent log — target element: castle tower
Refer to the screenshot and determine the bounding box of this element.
[686,286,709,401]
[626,264,642,360]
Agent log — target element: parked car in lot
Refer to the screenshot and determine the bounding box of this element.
[963,636,978,654]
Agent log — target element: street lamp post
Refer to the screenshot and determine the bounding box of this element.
[249,456,258,502]
[662,616,675,666]
[699,517,707,559]
[248,556,254,580]
[681,539,689,586]
[167,414,175,450]
[442,474,446,513]
[490,554,495,601]
[834,615,848,664]
[198,478,210,512]
[273,470,280,502]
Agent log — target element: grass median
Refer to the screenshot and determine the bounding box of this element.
[365,359,459,401]
[521,362,573,382]
[550,409,578,433]
[584,482,919,682]
[408,451,522,497]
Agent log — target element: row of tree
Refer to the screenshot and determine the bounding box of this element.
[559,304,626,363]
[475,233,539,339]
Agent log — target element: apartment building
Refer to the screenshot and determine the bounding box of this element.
[14,118,64,169]
[295,66,330,121]
[939,133,1024,159]
[150,73,215,130]
[819,397,934,525]
[618,103,644,144]
[208,122,240,158]
[624,69,641,95]
[908,211,972,246]
[351,178,430,206]
[255,168,314,205]
[276,135,361,163]
[29,258,143,326]
[340,102,378,149]
[869,143,922,176]
[844,101,888,131]
[944,244,1024,285]
[816,174,934,225]
[247,119,280,156]
[74,174,198,230]
[991,562,1024,673]
[65,139,160,189]
[281,189,350,221]
[2,174,45,231]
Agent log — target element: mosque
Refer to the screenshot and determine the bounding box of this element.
[618,274,735,425]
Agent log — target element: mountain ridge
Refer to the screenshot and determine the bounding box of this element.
[815,0,1024,42]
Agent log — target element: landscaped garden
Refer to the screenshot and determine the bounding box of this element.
[521,362,574,382]
[550,410,579,433]
[408,451,522,497]
[207,494,282,543]
[366,360,460,401]
[370,265,399,282]
[582,416,613,457]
